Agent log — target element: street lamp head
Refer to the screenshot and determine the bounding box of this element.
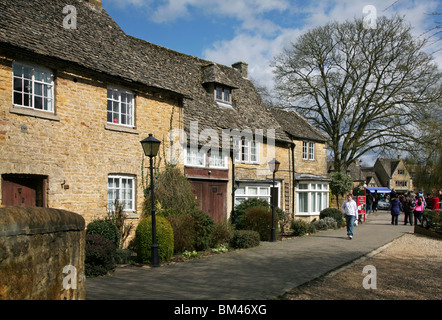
[268,158,280,173]
[140,133,161,158]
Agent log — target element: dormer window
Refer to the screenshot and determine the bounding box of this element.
[215,86,231,104]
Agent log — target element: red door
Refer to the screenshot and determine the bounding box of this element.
[1,174,47,207]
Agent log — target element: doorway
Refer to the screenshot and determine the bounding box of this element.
[1,174,47,207]
[191,180,227,223]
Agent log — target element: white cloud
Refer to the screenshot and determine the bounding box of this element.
[202,0,441,90]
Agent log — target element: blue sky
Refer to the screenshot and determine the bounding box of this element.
[104,0,441,91]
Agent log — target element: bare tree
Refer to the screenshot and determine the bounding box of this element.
[272,15,441,172]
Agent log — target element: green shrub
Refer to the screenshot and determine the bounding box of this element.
[166,214,196,254]
[86,219,120,247]
[229,230,260,249]
[115,248,133,264]
[143,165,198,216]
[311,217,338,230]
[134,215,174,264]
[231,198,270,229]
[85,234,116,277]
[291,219,311,236]
[190,209,215,251]
[320,208,344,227]
[243,207,279,241]
[210,221,234,248]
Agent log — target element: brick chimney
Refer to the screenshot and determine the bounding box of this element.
[232,62,248,78]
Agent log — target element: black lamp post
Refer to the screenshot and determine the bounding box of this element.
[140,133,161,267]
[268,158,280,242]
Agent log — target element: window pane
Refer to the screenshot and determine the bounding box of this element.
[259,188,269,195]
[223,88,230,102]
[216,87,222,100]
[298,184,308,190]
[312,192,316,212]
[236,187,245,195]
[299,193,309,213]
[248,187,258,195]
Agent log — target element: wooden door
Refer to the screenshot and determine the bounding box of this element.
[191,180,227,223]
[1,174,46,207]
[207,182,226,223]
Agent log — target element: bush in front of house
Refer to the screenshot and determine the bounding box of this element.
[210,221,234,248]
[242,206,279,241]
[166,214,196,254]
[231,198,270,230]
[229,230,260,249]
[320,207,344,228]
[311,217,338,231]
[85,234,116,277]
[86,219,120,247]
[290,219,311,236]
[190,209,215,251]
[135,215,174,264]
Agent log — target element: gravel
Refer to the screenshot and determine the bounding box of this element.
[280,232,442,300]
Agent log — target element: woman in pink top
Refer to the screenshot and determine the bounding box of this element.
[414,196,425,225]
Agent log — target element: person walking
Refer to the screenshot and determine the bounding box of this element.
[414,195,425,225]
[341,194,358,239]
[373,191,379,212]
[367,191,373,214]
[388,194,403,225]
[403,194,415,225]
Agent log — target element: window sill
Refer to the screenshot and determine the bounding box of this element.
[10,105,60,121]
[125,212,140,219]
[105,123,139,134]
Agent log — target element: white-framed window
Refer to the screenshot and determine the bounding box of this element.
[185,147,205,167]
[395,180,407,187]
[302,141,315,160]
[13,61,54,112]
[397,169,405,175]
[215,86,231,104]
[184,147,228,169]
[107,87,134,127]
[235,183,279,207]
[297,182,329,215]
[309,142,315,160]
[107,174,135,212]
[208,149,228,168]
[302,141,308,160]
[233,137,259,164]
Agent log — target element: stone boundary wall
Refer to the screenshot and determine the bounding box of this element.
[0,206,85,299]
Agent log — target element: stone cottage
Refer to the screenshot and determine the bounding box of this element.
[0,0,330,228]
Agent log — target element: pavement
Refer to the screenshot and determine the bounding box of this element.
[85,211,413,300]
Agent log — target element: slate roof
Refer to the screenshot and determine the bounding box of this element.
[269,108,328,142]
[376,158,401,177]
[0,0,321,145]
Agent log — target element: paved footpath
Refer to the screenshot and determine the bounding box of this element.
[85,211,413,300]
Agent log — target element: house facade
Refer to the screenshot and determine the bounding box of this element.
[372,157,414,194]
[0,0,330,229]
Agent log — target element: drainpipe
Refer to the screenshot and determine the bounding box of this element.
[290,143,296,218]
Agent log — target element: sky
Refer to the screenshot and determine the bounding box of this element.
[103,0,442,91]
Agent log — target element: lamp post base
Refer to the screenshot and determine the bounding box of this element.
[151,244,160,267]
[270,228,276,242]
